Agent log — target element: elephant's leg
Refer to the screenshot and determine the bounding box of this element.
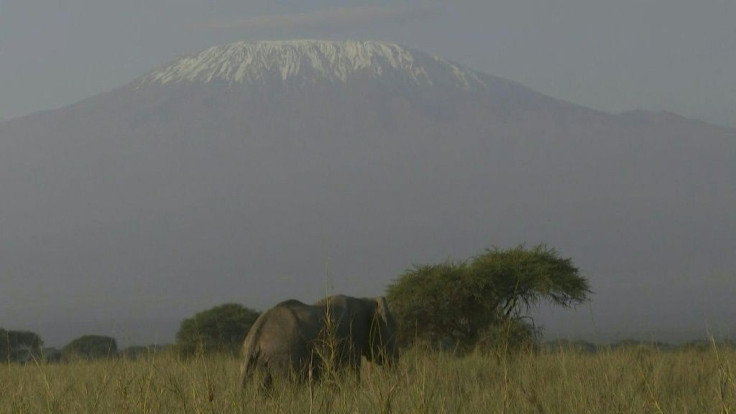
[304,349,324,384]
[261,372,273,392]
[351,359,362,383]
[339,348,361,383]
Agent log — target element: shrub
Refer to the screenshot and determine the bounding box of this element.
[176,303,260,357]
[62,335,118,360]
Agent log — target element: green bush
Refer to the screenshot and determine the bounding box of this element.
[62,335,118,360]
[0,329,44,363]
[176,303,260,357]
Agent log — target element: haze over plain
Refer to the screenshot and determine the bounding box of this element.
[0,1,735,346]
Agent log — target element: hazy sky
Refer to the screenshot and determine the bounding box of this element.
[1,1,736,348]
[0,0,734,127]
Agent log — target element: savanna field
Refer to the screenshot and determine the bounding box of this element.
[2,344,736,413]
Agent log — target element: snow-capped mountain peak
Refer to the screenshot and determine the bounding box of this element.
[140,40,487,89]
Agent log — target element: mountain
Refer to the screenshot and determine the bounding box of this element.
[1,40,734,346]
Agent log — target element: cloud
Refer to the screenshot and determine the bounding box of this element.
[194,5,432,33]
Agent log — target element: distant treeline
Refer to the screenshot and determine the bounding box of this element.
[1,328,169,364]
[5,323,736,365]
[541,339,736,353]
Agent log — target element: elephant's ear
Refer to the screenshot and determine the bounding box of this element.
[372,297,398,364]
[375,297,392,325]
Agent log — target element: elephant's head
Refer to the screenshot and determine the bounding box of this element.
[366,297,398,366]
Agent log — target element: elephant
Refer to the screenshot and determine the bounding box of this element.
[239,295,398,388]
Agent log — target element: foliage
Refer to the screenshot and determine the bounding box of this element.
[42,347,63,363]
[62,335,118,360]
[475,317,541,353]
[386,244,591,350]
[384,261,474,349]
[0,329,44,363]
[121,344,170,360]
[176,303,260,357]
[541,339,599,354]
[469,245,590,315]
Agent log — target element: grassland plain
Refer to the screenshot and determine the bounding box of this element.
[1,343,735,413]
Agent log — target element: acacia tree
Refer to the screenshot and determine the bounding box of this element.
[176,303,260,357]
[386,244,591,350]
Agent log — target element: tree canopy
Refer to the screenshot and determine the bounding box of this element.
[386,244,591,350]
[0,329,44,363]
[62,335,118,360]
[176,303,260,356]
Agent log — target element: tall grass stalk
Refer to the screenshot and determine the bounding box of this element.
[2,342,736,413]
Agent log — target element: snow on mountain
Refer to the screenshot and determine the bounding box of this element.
[139,40,488,90]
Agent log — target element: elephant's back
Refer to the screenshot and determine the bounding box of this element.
[253,304,318,355]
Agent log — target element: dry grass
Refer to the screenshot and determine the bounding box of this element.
[2,343,736,413]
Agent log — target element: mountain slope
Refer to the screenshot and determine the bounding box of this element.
[1,40,734,346]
